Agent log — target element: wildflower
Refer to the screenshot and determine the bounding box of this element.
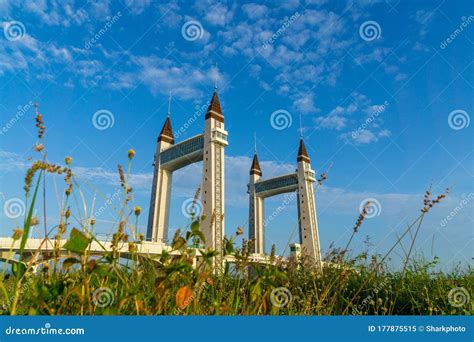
[421,187,450,213]
[118,164,125,187]
[354,201,370,233]
[34,144,44,152]
[65,156,72,165]
[134,206,141,216]
[65,208,71,219]
[12,228,23,240]
[128,242,137,253]
[58,223,66,234]
[128,149,135,159]
[176,286,193,309]
[30,216,39,226]
[34,103,45,139]
[90,218,96,226]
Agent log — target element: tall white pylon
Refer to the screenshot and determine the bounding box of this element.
[248,138,322,269]
[147,88,228,268]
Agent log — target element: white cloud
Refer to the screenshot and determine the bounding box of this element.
[242,3,268,20]
[315,106,347,130]
[293,93,318,114]
[49,44,73,63]
[125,0,151,15]
[202,2,235,26]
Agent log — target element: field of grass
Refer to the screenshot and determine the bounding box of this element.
[0,107,472,316]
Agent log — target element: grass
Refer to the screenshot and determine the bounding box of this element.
[0,106,472,316]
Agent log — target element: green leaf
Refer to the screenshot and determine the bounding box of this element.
[62,257,81,269]
[19,170,43,260]
[12,262,27,279]
[191,220,200,233]
[63,228,91,254]
[195,230,206,244]
[225,239,234,255]
[172,237,186,250]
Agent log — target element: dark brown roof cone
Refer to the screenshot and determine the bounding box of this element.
[205,89,224,123]
[297,138,310,163]
[158,116,174,144]
[250,153,262,176]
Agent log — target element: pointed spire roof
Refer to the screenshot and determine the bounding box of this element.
[297,138,310,163]
[250,153,262,176]
[158,116,174,144]
[205,89,224,123]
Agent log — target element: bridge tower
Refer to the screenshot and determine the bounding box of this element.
[296,138,321,266]
[146,115,174,242]
[147,88,228,267]
[248,153,264,254]
[201,88,228,266]
[247,138,322,269]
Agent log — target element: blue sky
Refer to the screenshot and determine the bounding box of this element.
[0,0,472,269]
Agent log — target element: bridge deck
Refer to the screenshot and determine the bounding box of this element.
[0,238,279,264]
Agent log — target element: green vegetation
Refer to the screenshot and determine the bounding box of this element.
[0,106,472,316]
